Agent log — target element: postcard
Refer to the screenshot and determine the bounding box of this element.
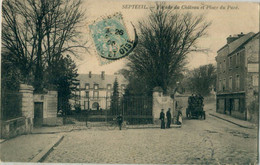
[1,0,259,164]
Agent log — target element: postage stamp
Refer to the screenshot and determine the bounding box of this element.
[89,13,137,62]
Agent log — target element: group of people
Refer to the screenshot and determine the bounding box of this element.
[159,108,182,129]
[188,94,204,109]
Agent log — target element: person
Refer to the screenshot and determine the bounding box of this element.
[159,109,165,129]
[166,108,172,128]
[116,114,123,130]
[177,106,183,125]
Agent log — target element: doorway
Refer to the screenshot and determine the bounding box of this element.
[34,102,43,127]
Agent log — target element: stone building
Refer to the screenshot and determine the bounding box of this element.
[74,71,128,110]
[215,32,259,121]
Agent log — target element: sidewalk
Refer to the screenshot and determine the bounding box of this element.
[0,133,63,162]
[208,110,257,129]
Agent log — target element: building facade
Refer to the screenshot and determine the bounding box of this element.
[73,71,128,110]
[216,32,259,121]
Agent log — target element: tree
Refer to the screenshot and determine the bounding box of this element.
[2,0,87,92]
[111,78,120,115]
[188,64,216,96]
[125,3,211,95]
[48,55,79,115]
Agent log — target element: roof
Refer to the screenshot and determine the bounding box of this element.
[229,32,259,56]
[217,32,255,54]
[77,73,128,89]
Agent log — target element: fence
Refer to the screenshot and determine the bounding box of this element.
[72,95,153,124]
[1,90,22,120]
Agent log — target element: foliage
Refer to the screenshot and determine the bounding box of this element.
[111,78,120,115]
[2,0,87,92]
[74,103,81,113]
[52,55,79,115]
[124,3,211,95]
[1,50,22,91]
[187,64,216,96]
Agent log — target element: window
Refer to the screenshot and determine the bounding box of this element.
[229,56,232,67]
[236,75,240,90]
[219,79,222,91]
[85,83,89,89]
[219,62,222,73]
[236,52,240,66]
[229,76,232,90]
[93,91,99,98]
[223,60,226,73]
[85,91,89,98]
[94,84,99,90]
[223,78,226,91]
[107,91,111,97]
[84,101,89,110]
[107,84,112,90]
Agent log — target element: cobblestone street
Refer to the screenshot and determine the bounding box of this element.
[44,109,258,164]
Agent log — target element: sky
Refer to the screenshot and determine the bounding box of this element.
[75,0,259,74]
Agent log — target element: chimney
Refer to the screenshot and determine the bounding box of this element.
[101,71,105,80]
[89,71,92,78]
[238,32,244,38]
[227,35,239,44]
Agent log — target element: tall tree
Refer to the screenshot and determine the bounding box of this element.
[188,64,216,96]
[2,0,87,92]
[51,55,79,114]
[125,3,211,95]
[111,78,120,115]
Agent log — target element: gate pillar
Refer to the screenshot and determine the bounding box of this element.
[152,87,175,124]
[19,84,34,133]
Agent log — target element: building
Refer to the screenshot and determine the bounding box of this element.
[73,71,128,110]
[215,32,259,121]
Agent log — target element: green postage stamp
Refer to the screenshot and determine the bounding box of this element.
[89,13,137,62]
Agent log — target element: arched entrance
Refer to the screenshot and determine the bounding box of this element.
[92,102,99,110]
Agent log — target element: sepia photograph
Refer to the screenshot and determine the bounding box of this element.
[0,0,259,164]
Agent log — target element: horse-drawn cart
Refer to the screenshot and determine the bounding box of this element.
[186,94,206,120]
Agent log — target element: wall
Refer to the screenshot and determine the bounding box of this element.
[0,117,30,139]
[152,88,175,124]
[34,91,62,126]
[245,34,259,123]
[0,84,34,139]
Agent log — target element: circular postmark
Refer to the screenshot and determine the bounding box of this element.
[89,13,137,60]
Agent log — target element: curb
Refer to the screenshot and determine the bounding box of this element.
[30,135,64,162]
[209,113,255,129]
[127,124,182,129]
[0,139,6,144]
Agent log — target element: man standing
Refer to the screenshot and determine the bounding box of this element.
[159,109,165,129]
[116,114,123,130]
[166,108,172,128]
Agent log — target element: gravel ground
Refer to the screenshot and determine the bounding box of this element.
[44,112,258,164]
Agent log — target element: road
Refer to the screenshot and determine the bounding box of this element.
[44,108,258,164]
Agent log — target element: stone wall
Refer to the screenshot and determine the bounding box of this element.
[0,84,34,139]
[0,117,29,139]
